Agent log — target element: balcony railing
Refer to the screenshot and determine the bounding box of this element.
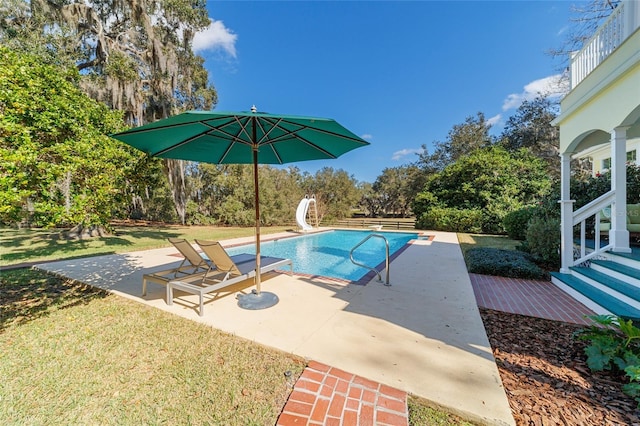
[570,0,640,89]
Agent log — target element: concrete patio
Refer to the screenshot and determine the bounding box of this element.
[36,230,515,425]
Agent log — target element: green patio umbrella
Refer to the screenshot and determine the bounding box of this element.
[111,106,369,309]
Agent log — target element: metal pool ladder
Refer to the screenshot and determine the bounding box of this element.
[349,233,390,285]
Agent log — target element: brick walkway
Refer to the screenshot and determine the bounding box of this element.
[276,274,597,425]
[469,273,596,325]
[276,361,408,426]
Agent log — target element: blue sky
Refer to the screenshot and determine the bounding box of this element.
[193,1,576,183]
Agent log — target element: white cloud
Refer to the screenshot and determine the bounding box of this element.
[487,114,502,127]
[193,20,237,58]
[360,134,373,140]
[502,74,569,111]
[392,148,424,161]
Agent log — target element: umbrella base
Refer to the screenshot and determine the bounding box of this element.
[237,289,279,310]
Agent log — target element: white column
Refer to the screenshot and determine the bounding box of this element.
[611,126,631,253]
[624,0,640,40]
[559,152,575,273]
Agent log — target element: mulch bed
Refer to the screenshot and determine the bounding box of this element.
[480,308,640,426]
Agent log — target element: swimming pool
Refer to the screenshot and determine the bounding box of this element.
[225,229,418,281]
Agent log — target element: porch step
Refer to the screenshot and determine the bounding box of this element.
[590,259,640,286]
[602,250,640,269]
[550,272,640,322]
[570,266,640,304]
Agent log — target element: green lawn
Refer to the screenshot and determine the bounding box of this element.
[1,225,473,425]
[0,224,291,267]
[457,232,521,257]
[0,268,304,425]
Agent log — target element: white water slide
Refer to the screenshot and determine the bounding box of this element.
[296,197,315,231]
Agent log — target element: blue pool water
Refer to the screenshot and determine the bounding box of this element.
[225,230,418,281]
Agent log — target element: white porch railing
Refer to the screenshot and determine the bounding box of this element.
[571,190,615,266]
[570,0,640,89]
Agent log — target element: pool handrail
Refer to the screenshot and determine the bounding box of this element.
[349,233,390,285]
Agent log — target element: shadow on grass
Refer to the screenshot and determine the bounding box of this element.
[0,227,183,265]
[114,227,182,241]
[0,268,109,331]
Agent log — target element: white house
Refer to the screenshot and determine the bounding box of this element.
[551,0,640,319]
[578,139,640,176]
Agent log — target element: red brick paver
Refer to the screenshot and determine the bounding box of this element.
[276,361,408,426]
[469,273,596,325]
[277,273,596,424]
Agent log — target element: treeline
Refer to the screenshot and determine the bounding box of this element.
[0,46,360,227]
[0,45,564,231]
[0,0,589,234]
[0,47,370,228]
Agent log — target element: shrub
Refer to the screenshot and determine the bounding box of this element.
[503,206,537,240]
[465,247,548,279]
[481,203,510,235]
[416,207,482,233]
[412,146,551,234]
[574,315,640,407]
[522,216,561,267]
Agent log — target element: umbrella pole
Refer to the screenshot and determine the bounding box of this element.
[237,113,278,310]
[253,146,261,294]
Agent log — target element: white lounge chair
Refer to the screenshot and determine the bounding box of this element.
[142,238,213,296]
[166,240,293,316]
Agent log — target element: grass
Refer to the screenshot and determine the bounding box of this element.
[408,397,475,426]
[456,233,521,257]
[0,268,304,425]
[1,225,474,425]
[0,224,291,267]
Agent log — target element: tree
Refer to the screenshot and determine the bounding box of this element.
[8,0,218,124]
[209,165,255,226]
[548,0,621,68]
[357,182,383,218]
[414,147,552,233]
[500,96,560,178]
[0,47,132,228]
[1,0,219,224]
[416,112,494,173]
[249,166,305,226]
[183,164,305,226]
[0,0,78,69]
[305,168,360,222]
[120,156,177,222]
[372,165,421,217]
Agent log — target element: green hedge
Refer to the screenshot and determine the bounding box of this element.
[503,206,537,240]
[522,216,561,268]
[465,247,548,279]
[416,207,483,233]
